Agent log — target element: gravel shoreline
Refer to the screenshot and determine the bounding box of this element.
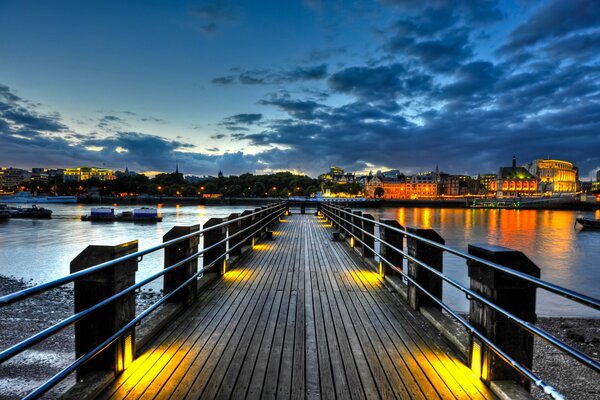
[0,275,161,399]
[1,275,599,399]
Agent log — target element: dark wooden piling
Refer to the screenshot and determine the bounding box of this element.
[226,213,242,257]
[203,217,227,275]
[351,211,363,249]
[70,241,138,379]
[407,228,444,311]
[362,213,375,258]
[163,225,200,305]
[240,210,253,246]
[467,244,540,390]
[379,219,404,277]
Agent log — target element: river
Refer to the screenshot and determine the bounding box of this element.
[0,204,598,317]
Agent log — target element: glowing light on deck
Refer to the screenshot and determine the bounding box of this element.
[347,270,383,287]
[223,269,252,282]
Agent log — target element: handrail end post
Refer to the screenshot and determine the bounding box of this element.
[467,243,540,390]
[70,241,139,379]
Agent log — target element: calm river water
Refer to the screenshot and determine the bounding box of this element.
[0,204,599,317]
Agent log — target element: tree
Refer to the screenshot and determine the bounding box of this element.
[253,182,266,197]
[374,187,385,198]
[226,185,243,197]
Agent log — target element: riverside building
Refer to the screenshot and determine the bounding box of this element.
[525,159,577,194]
[63,167,116,182]
[491,157,538,197]
[0,167,30,190]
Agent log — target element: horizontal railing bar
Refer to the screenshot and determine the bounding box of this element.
[0,203,286,308]
[319,207,564,400]
[321,207,600,374]
[322,203,600,311]
[0,206,286,364]
[20,207,287,399]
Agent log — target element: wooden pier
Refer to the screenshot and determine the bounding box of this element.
[96,213,494,400]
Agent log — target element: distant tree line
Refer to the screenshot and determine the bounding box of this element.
[21,171,321,198]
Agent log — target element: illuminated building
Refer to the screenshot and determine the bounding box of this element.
[319,166,356,184]
[63,167,116,182]
[525,159,577,194]
[478,174,497,195]
[411,171,439,198]
[490,157,537,197]
[0,167,30,190]
[364,175,411,199]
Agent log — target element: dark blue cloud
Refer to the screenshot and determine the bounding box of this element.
[211,64,328,86]
[192,0,240,34]
[501,0,600,53]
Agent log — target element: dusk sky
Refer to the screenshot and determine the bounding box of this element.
[1,0,599,178]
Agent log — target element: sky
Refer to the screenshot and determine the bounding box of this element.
[0,0,599,178]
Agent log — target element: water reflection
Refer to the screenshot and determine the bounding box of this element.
[0,204,254,290]
[365,207,600,317]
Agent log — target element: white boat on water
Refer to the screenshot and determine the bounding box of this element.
[0,191,77,204]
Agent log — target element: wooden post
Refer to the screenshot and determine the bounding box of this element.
[203,217,226,275]
[301,203,306,214]
[467,244,540,390]
[253,208,262,241]
[344,208,352,239]
[352,211,363,248]
[163,225,200,305]
[407,227,444,311]
[226,213,242,257]
[260,206,269,232]
[379,220,404,277]
[70,241,138,379]
[240,210,253,246]
[362,214,375,258]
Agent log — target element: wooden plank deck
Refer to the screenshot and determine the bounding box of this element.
[97,213,496,400]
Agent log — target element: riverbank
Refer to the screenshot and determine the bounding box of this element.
[1,274,598,399]
[0,275,160,399]
[75,195,600,211]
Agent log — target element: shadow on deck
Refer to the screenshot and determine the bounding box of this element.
[97,214,495,400]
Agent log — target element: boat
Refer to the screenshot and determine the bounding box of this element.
[120,208,163,222]
[575,218,600,230]
[82,207,162,223]
[0,191,77,204]
[8,205,53,219]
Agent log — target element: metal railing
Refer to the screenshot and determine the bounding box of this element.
[0,202,287,399]
[319,203,600,400]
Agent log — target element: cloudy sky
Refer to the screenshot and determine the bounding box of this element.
[1,0,599,178]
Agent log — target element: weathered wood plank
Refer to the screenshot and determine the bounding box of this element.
[97,213,496,400]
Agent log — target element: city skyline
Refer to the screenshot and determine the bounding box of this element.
[1,1,600,178]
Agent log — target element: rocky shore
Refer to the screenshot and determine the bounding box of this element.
[1,274,599,399]
[0,275,160,399]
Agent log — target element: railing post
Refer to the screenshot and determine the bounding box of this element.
[260,206,269,232]
[240,209,253,246]
[362,214,375,258]
[379,220,404,277]
[467,244,540,390]
[163,225,200,305]
[407,227,444,311]
[226,213,241,257]
[352,211,363,249]
[344,208,352,239]
[253,208,262,242]
[70,241,138,379]
[301,203,306,214]
[203,217,227,275]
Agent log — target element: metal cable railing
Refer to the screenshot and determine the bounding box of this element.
[0,202,284,308]
[320,203,600,400]
[0,202,287,399]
